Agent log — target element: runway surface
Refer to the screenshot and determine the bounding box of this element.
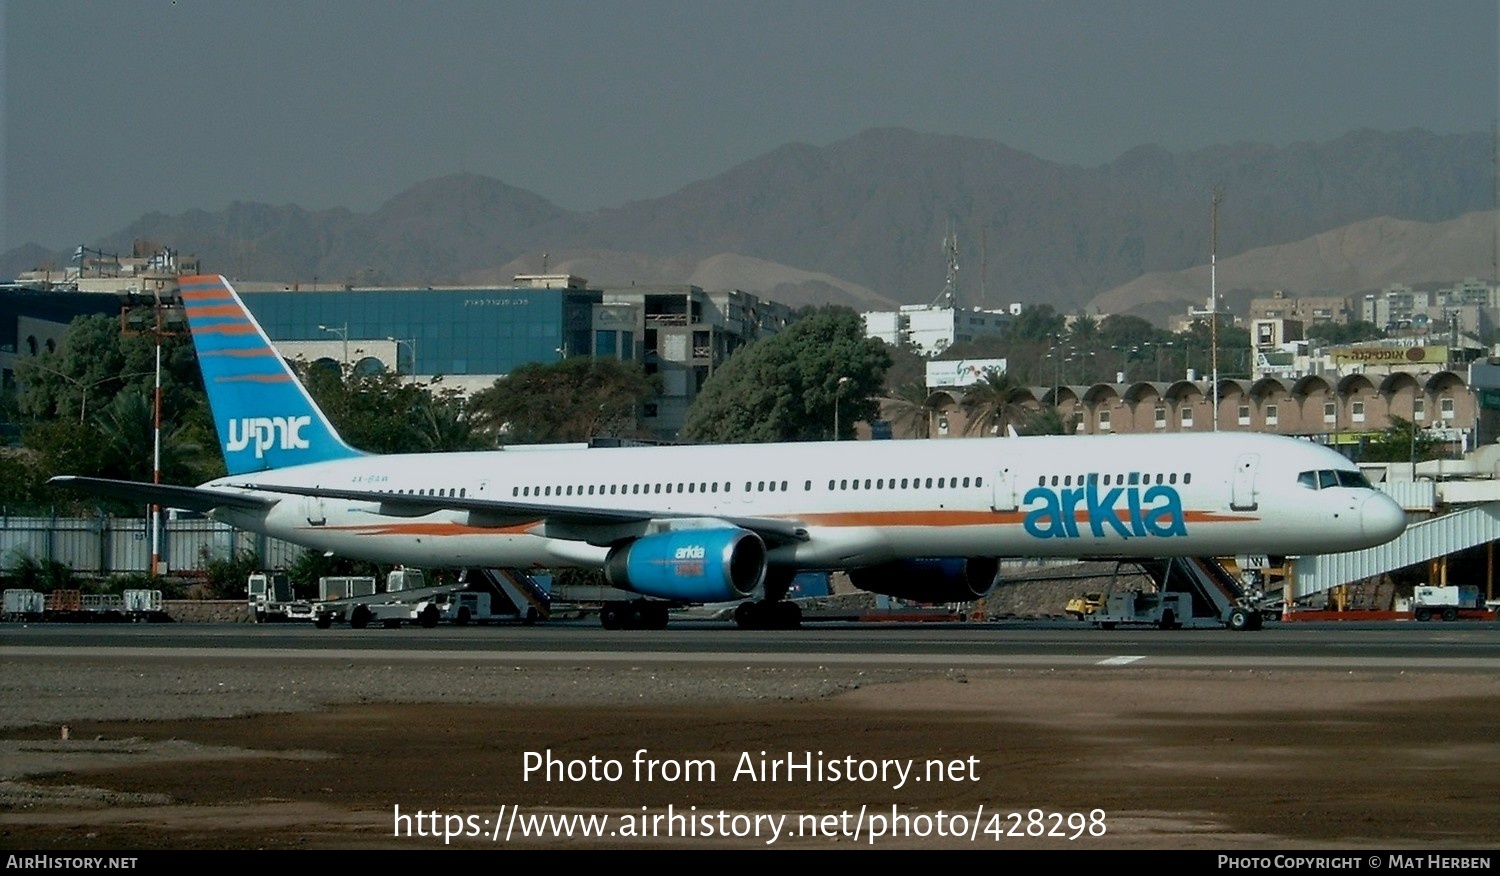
[5,618,1499,671]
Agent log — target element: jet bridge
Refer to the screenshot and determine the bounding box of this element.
[1289,501,1500,601]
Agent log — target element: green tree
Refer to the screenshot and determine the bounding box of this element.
[883,380,943,439]
[960,369,1029,436]
[468,357,655,445]
[1361,416,1440,463]
[1006,304,1066,343]
[682,308,890,443]
[300,366,484,453]
[1015,406,1078,436]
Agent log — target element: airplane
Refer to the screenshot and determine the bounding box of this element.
[53,274,1408,629]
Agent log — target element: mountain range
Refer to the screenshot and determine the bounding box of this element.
[5,127,1494,321]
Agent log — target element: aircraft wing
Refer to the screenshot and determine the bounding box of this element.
[49,476,279,514]
[234,481,812,546]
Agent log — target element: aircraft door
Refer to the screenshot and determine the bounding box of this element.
[1231,453,1259,511]
[991,466,1017,512]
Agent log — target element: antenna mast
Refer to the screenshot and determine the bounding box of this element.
[1210,189,1222,432]
[933,222,959,308]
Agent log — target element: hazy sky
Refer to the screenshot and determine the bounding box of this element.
[3,0,1496,253]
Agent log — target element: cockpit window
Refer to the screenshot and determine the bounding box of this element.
[1336,470,1372,489]
[1298,469,1373,490]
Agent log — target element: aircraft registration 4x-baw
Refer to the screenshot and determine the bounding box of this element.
[54,275,1407,628]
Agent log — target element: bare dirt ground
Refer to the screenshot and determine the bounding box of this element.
[1,656,1498,850]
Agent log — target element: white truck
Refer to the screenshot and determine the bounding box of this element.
[1411,585,1485,622]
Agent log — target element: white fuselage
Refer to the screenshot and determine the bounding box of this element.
[205,432,1406,570]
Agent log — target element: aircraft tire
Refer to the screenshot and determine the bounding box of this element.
[350,605,372,630]
[314,614,333,629]
[419,605,440,628]
[454,607,471,626]
[600,603,622,630]
[734,601,757,630]
[776,601,802,630]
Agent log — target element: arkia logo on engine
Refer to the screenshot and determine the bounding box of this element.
[226,416,312,458]
[1022,483,1188,540]
[673,545,707,560]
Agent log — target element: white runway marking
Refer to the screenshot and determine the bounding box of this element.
[1097,656,1146,665]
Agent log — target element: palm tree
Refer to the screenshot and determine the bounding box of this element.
[884,380,943,439]
[961,370,1026,436]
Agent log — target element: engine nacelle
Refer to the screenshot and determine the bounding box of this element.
[848,557,999,603]
[604,528,766,602]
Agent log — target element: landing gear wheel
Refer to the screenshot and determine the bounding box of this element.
[600,603,622,630]
[350,605,372,630]
[419,604,441,628]
[314,614,333,629]
[734,602,757,629]
[523,607,540,626]
[454,607,471,626]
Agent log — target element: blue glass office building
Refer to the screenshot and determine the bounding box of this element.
[238,286,599,376]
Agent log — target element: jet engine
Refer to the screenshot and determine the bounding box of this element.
[848,557,999,603]
[604,528,767,602]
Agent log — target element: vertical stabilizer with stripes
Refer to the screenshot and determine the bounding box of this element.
[179,274,364,475]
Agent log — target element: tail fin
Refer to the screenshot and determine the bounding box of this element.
[179,274,364,475]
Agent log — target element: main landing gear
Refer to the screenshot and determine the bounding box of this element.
[733,569,803,630]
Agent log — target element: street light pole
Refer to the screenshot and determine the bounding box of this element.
[834,376,851,440]
[319,323,349,368]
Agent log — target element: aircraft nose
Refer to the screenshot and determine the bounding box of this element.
[1360,494,1407,544]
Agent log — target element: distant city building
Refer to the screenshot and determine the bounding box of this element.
[1361,279,1497,339]
[596,284,793,436]
[863,303,1015,355]
[1248,290,1351,325]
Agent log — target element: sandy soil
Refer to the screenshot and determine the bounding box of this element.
[1,655,1497,850]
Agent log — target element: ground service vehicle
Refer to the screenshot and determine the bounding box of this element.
[1089,590,1193,630]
